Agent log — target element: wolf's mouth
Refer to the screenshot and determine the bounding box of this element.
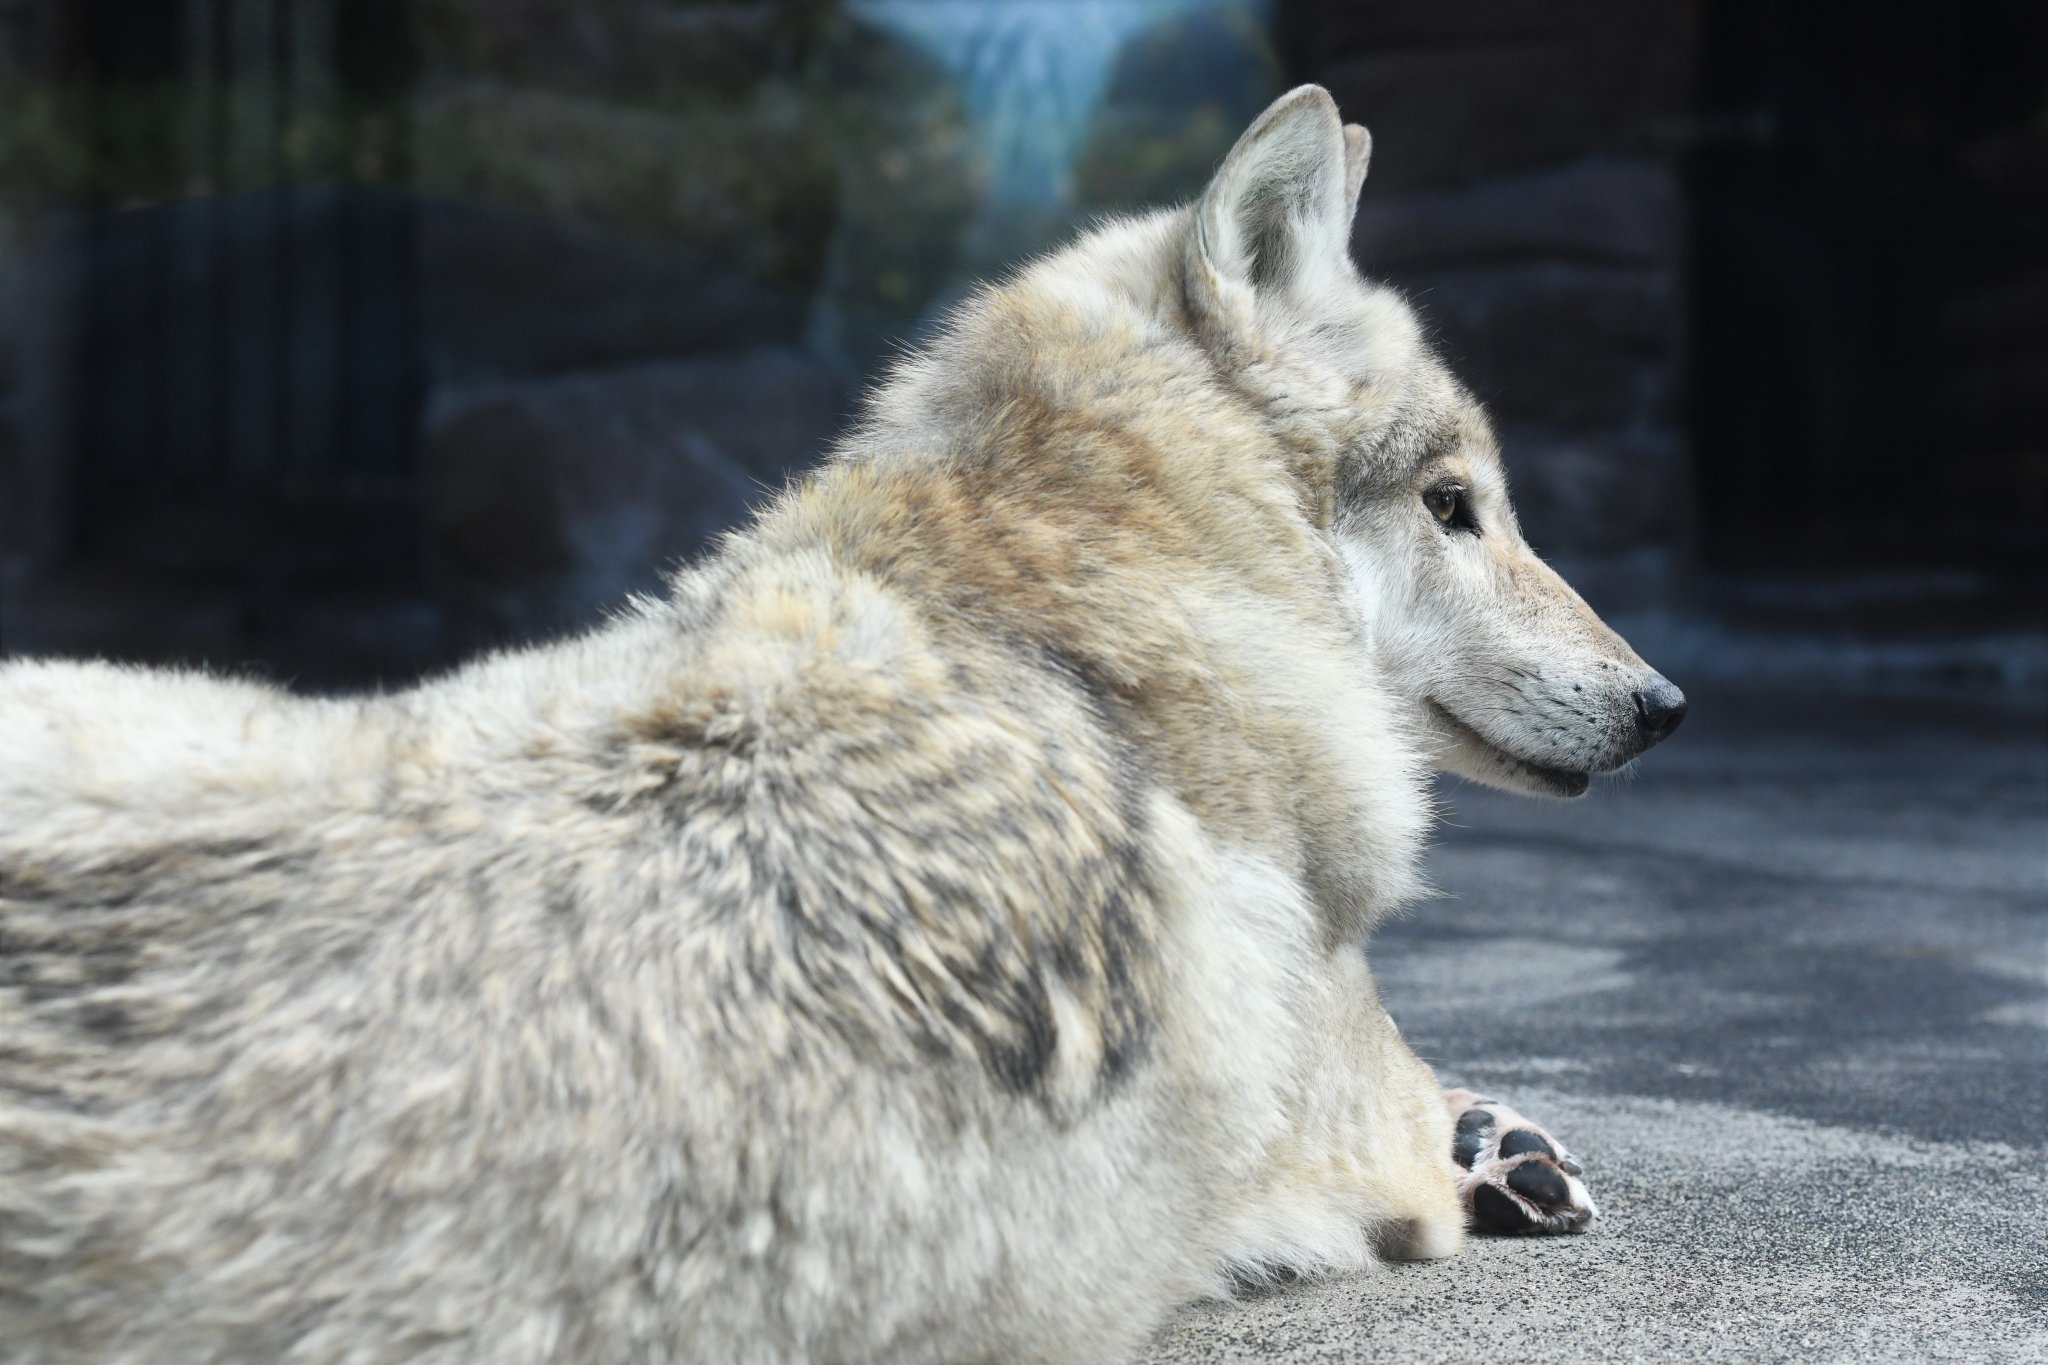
[1425,702,1592,799]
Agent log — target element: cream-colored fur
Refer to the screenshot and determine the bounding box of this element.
[0,88,1679,1363]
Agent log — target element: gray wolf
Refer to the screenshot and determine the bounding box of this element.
[0,86,1685,1363]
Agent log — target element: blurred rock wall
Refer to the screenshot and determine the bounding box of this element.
[407,0,1273,643]
[4,0,1706,682]
[0,0,65,595]
[410,0,850,639]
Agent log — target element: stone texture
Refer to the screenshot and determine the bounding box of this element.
[0,0,59,589]
[1299,0,1700,193]
[1354,158,1682,274]
[1395,261,1682,432]
[0,209,67,588]
[0,402,25,579]
[411,78,836,291]
[412,0,832,104]
[0,0,61,200]
[418,198,813,383]
[427,348,841,628]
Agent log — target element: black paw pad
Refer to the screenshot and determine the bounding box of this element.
[1472,1182,1535,1233]
[1496,1129,1556,1162]
[1505,1159,1570,1210]
[1452,1108,1495,1169]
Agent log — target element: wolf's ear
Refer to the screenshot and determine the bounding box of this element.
[1342,122,1372,212]
[1193,86,1356,300]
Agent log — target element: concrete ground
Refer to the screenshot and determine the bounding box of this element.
[1144,685,2048,1363]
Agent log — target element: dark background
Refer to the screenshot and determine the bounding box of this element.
[2,0,2044,693]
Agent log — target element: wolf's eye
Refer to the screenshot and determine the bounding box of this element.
[1424,483,1476,532]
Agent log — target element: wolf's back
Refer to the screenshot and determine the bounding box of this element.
[0,538,1185,1363]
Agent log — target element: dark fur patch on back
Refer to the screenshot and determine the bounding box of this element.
[623,626,1162,1111]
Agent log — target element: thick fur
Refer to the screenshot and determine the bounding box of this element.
[0,88,1679,1364]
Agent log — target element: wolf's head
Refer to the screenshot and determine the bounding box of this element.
[1180,85,1685,798]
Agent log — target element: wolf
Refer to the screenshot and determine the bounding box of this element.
[0,87,1685,1363]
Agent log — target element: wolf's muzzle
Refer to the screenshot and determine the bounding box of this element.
[1632,677,1688,749]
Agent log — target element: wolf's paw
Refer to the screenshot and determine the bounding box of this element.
[1443,1088,1598,1236]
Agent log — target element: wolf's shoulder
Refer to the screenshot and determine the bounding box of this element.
[561,544,1167,1104]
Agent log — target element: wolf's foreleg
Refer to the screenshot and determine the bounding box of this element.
[1217,948,1467,1274]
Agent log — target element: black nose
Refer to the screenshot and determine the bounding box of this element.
[1633,677,1688,746]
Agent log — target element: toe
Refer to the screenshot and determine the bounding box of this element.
[1471,1181,1536,1233]
[1495,1128,1556,1161]
[1504,1157,1570,1210]
[1452,1108,1496,1169]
